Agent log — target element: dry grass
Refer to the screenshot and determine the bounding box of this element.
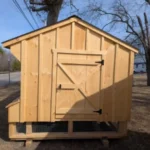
[0,74,150,150]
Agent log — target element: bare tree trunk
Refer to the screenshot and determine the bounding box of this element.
[146,47,150,86]
[146,60,150,86]
[47,0,63,26]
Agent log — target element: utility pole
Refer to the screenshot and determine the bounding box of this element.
[29,0,63,26]
[8,53,11,85]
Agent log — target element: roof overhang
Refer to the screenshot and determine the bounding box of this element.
[2,15,138,53]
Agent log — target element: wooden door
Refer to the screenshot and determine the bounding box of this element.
[51,49,106,121]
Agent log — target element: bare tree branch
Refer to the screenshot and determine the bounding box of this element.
[31,6,48,11]
[137,15,146,43]
[69,0,79,12]
[144,12,150,46]
[145,0,150,5]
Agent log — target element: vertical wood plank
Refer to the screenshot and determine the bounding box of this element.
[59,24,71,49]
[85,29,90,50]
[114,45,130,121]
[99,36,105,121]
[85,28,89,110]
[56,28,59,49]
[112,44,118,121]
[85,29,102,114]
[42,30,56,121]
[38,34,43,121]
[10,43,21,61]
[71,22,75,50]
[20,40,27,122]
[87,30,101,51]
[74,23,86,50]
[100,56,106,121]
[51,28,59,122]
[56,24,75,118]
[26,36,39,122]
[51,51,57,122]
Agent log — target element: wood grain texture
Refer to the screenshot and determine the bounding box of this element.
[6,16,136,123]
[38,34,43,121]
[8,102,19,122]
[114,46,130,121]
[38,30,56,121]
[20,40,27,122]
[10,43,21,61]
[25,36,39,122]
[127,51,134,120]
[102,38,116,121]
[9,123,16,138]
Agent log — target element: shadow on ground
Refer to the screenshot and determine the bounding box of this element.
[0,74,150,150]
[33,130,150,150]
[0,89,20,141]
[0,90,150,150]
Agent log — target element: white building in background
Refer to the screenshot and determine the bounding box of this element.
[134,54,146,73]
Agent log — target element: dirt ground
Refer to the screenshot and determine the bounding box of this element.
[0,74,150,150]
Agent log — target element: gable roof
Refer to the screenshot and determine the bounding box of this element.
[2,15,138,53]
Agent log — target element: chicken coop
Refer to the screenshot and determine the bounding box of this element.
[3,16,138,145]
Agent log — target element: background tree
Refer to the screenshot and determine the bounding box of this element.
[29,0,79,25]
[79,0,150,86]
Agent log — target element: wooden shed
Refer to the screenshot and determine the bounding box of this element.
[3,16,138,144]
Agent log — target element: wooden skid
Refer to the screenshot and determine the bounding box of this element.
[9,121,127,141]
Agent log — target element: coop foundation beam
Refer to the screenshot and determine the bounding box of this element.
[10,131,126,140]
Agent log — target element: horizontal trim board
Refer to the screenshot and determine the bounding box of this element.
[58,59,99,66]
[56,108,98,114]
[52,49,107,55]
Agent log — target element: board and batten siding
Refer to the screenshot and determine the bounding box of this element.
[8,21,135,123]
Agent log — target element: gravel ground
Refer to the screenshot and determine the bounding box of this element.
[0,74,150,150]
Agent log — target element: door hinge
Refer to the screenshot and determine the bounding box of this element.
[93,109,102,115]
[95,60,104,65]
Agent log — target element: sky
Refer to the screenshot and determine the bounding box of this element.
[0,0,116,45]
[0,0,148,49]
[0,0,43,44]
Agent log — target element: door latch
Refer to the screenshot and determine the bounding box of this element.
[95,60,104,65]
[93,109,102,115]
